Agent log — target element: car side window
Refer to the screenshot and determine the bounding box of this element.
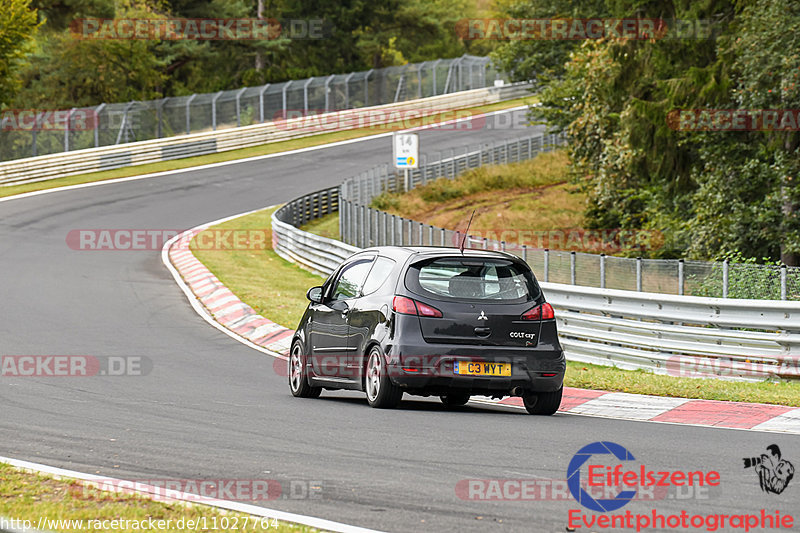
[331,259,374,300]
[361,257,396,295]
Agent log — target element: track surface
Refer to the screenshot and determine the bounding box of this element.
[1,111,797,532]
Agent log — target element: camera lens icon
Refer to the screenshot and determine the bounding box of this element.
[567,441,638,513]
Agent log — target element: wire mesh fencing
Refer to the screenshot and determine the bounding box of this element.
[1,55,500,162]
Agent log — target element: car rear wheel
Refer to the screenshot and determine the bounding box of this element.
[522,386,562,415]
[440,393,470,407]
[365,346,402,408]
[289,340,321,398]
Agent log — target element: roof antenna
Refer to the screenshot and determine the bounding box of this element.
[459,210,475,253]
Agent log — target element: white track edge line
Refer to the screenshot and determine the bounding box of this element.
[0,106,529,204]
[0,455,383,533]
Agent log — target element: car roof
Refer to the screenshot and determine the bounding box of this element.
[356,246,521,262]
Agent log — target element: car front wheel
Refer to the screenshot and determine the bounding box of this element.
[289,340,321,398]
[522,386,562,415]
[365,346,402,408]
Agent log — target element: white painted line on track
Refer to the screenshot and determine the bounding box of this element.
[0,455,384,533]
[0,106,530,204]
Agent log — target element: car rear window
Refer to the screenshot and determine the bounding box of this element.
[406,257,540,302]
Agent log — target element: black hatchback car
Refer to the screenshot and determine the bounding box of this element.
[289,246,565,415]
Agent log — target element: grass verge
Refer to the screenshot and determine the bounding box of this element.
[0,463,313,533]
[193,206,800,406]
[369,149,586,240]
[0,96,535,200]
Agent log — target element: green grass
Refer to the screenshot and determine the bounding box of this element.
[0,463,314,533]
[191,206,324,329]
[195,205,800,406]
[0,96,535,199]
[369,150,591,246]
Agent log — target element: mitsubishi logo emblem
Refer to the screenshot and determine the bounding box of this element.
[478,311,488,321]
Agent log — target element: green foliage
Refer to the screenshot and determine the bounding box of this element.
[0,0,40,107]
[688,251,799,300]
[496,0,798,263]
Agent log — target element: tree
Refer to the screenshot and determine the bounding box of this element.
[0,0,40,108]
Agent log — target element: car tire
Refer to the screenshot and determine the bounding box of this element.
[289,340,321,398]
[522,386,562,415]
[364,346,402,408]
[440,393,470,407]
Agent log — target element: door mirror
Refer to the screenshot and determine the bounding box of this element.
[306,286,323,303]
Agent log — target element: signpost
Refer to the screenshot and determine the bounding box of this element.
[393,132,419,192]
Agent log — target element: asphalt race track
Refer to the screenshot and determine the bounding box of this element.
[1,109,797,532]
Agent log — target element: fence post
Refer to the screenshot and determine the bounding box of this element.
[211,91,223,130]
[155,98,166,138]
[428,225,433,246]
[432,59,442,95]
[94,103,105,147]
[722,259,729,298]
[407,219,413,245]
[185,94,197,134]
[636,257,643,292]
[678,259,684,296]
[570,251,576,285]
[235,87,247,127]
[440,227,446,247]
[522,244,527,263]
[600,254,606,289]
[455,231,461,249]
[344,72,355,108]
[418,222,424,245]
[303,77,314,113]
[64,108,75,152]
[364,69,374,106]
[324,75,335,112]
[482,237,488,250]
[259,84,270,122]
[391,215,397,246]
[282,81,293,119]
[781,264,787,300]
[544,249,549,282]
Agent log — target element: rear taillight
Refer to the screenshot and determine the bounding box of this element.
[521,302,555,321]
[392,296,443,318]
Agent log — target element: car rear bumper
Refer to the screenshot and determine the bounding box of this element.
[385,342,565,395]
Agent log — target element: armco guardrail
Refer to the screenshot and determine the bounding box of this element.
[0,83,530,187]
[272,201,800,382]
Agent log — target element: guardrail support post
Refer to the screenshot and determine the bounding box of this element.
[428,225,433,246]
[600,254,606,289]
[440,227,446,247]
[570,251,576,285]
[544,249,549,282]
[391,215,397,246]
[482,237,488,250]
[418,222,423,245]
[722,259,729,298]
[678,259,684,296]
[636,257,643,292]
[522,244,527,263]
[781,264,788,300]
[407,219,412,245]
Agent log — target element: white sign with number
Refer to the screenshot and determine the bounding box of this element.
[393,132,419,169]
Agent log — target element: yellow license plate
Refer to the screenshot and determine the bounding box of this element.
[454,361,511,376]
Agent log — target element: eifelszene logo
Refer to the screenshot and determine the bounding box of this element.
[743,445,795,495]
